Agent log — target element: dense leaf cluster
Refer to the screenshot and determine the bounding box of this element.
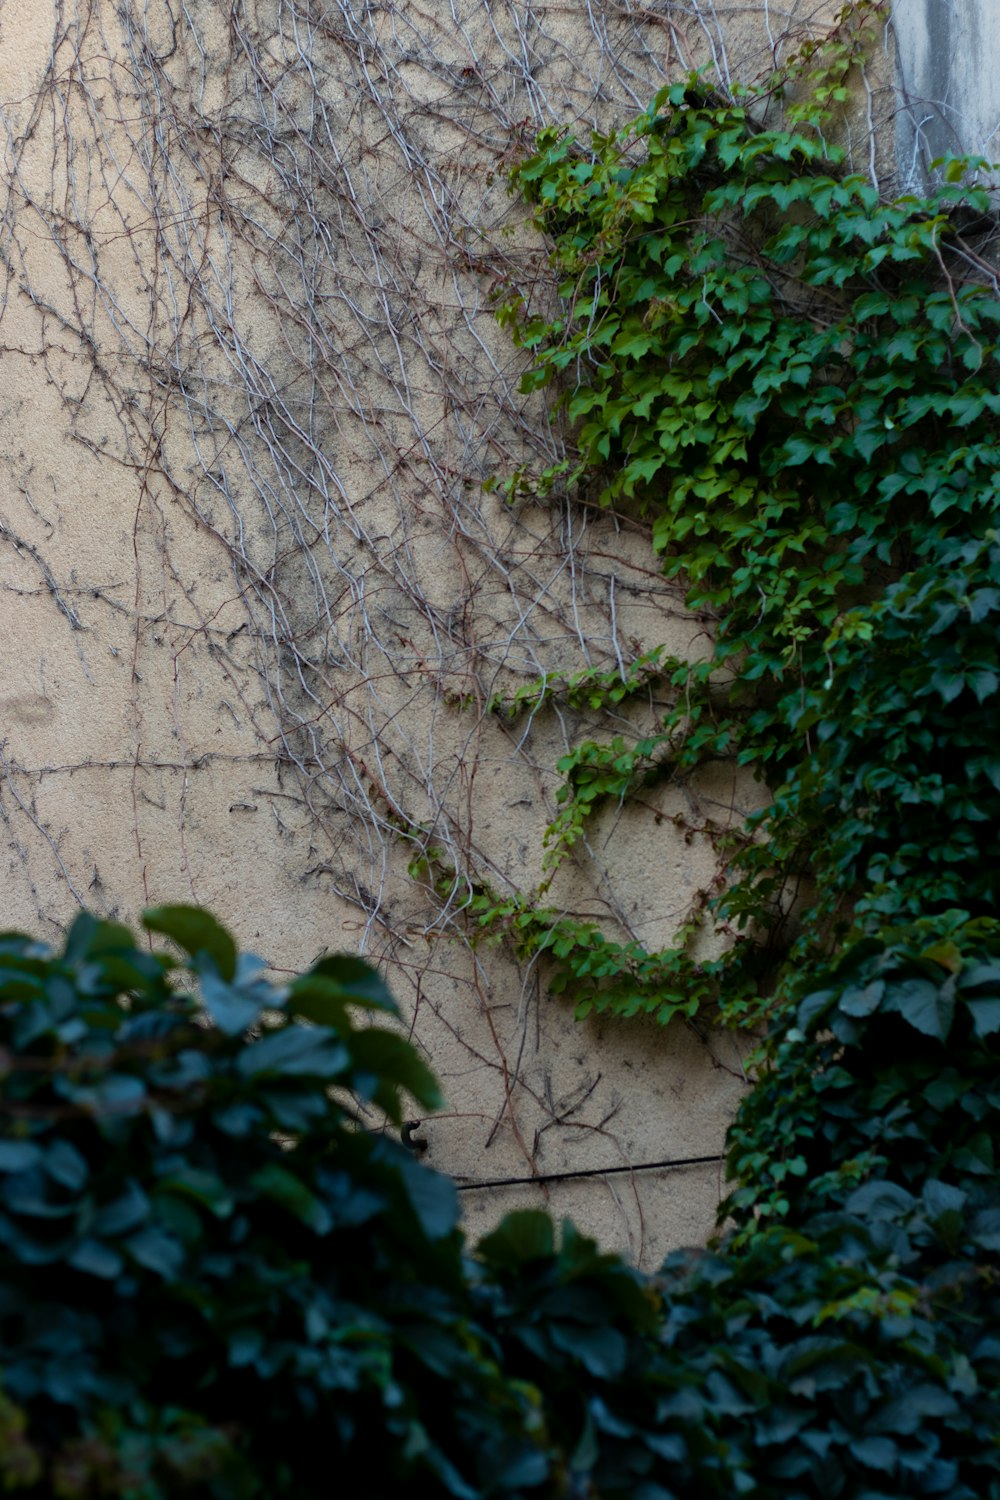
[489,77,1000,1023]
[1,908,998,1497]
[0,908,540,1497]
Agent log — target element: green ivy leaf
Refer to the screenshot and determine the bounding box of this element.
[236,1024,349,1079]
[0,1142,43,1174]
[390,1148,458,1241]
[478,1211,555,1269]
[198,969,265,1036]
[302,956,397,1011]
[144,906,238,983]
[884,976,954,1041]
[965,997,1000,1037]
[347,1030,442,1118]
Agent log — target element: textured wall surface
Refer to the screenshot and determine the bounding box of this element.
[894,0,1000,188]
[0,0,888,1266]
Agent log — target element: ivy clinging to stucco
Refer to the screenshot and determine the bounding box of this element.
[436,3,1000,1049]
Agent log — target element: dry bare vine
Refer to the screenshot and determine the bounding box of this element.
[0,0,887,1261]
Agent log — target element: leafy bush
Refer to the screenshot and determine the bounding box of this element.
[0,907,543,1497]
[474,938,1000,1499]
[1,904,998,1498]
[725,919,1000,1230]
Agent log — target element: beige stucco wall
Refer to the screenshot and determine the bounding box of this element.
[0,0,904,1267]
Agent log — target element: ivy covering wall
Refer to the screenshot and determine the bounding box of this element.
[467,37,1000,1041]
[1,8,999,1495]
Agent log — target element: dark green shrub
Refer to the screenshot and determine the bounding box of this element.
[474,1164,1000,1498]
[0,907,542,1497]
[725,921,1000,1229]
[1,903,997,1499]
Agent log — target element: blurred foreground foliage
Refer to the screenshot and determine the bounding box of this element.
[0,904,997,1498]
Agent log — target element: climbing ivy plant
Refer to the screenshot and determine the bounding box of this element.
[454,41,1000,1034]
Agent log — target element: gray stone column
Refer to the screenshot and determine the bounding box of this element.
[893,0,1000,188]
